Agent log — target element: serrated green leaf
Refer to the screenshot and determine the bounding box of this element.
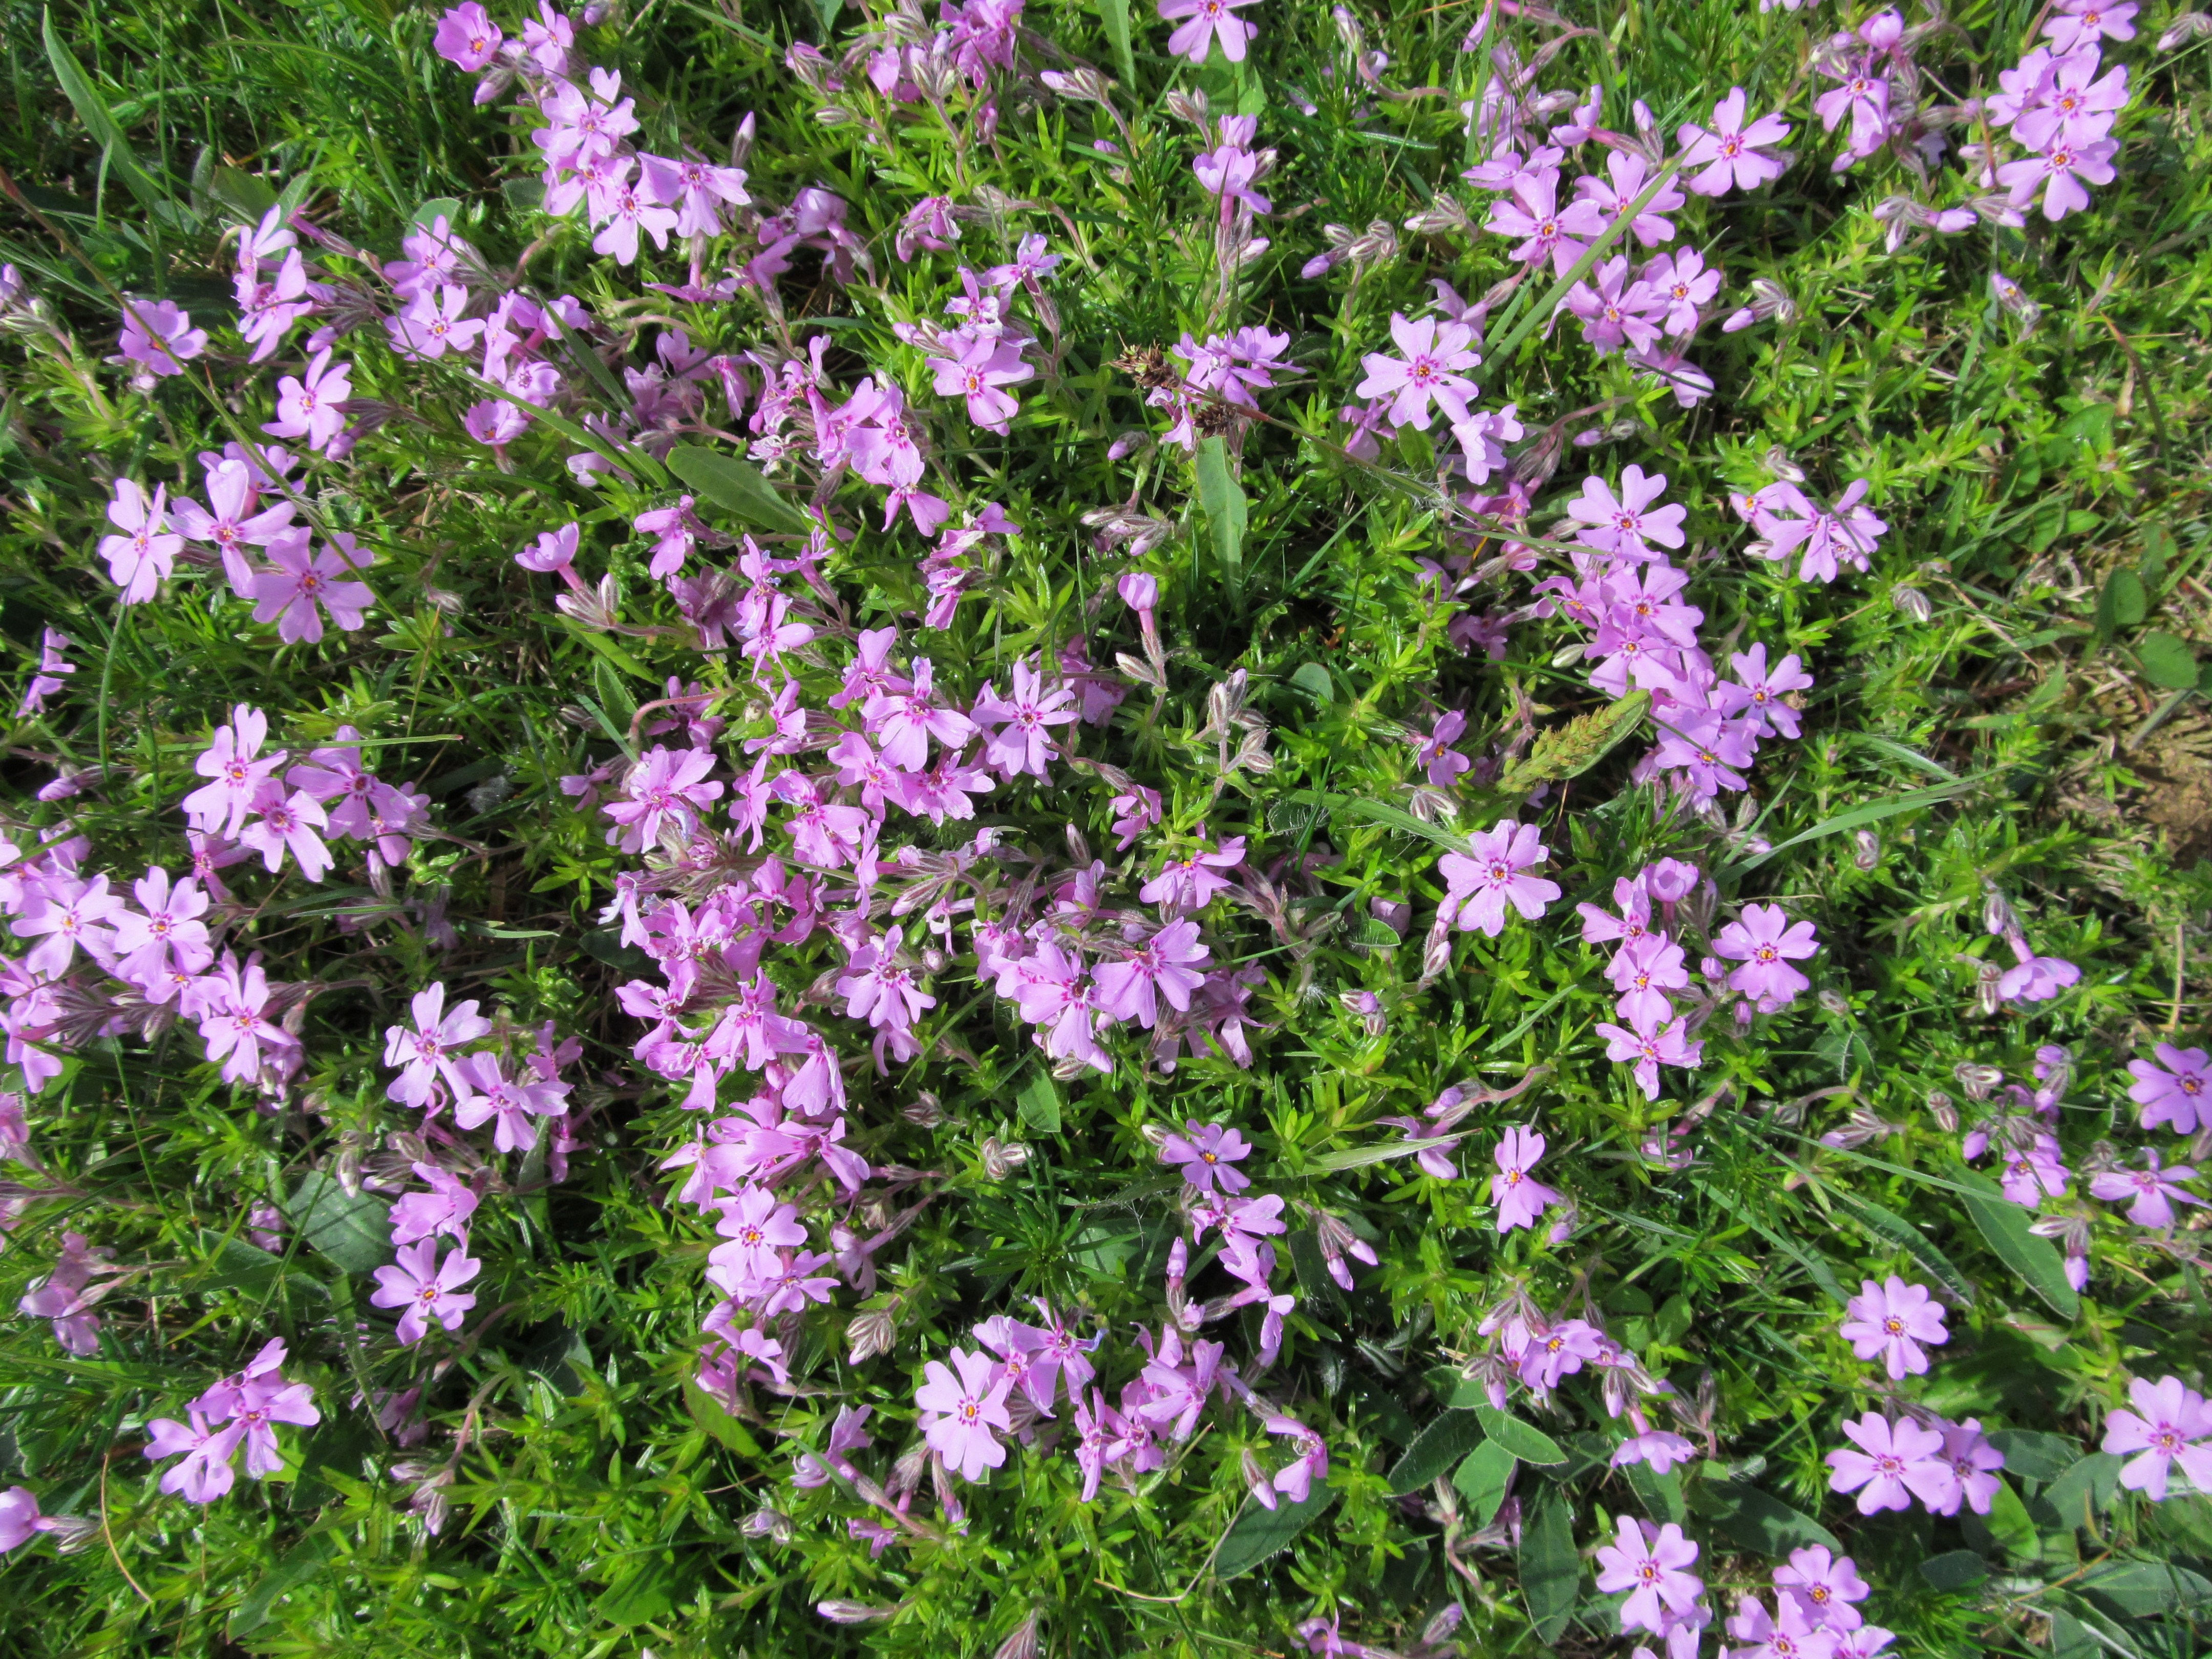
[1955,1168,2077,1318]
[1388,1410,1487,1495]
[1215,1480,1338,1578]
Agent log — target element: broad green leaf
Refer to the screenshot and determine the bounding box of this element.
[1215,1480,1338,1578]
[1453,1441,1515,1527]
[1695,1482,1840,1558]
[1982,1473,2037,1559]
[1095,0,1135,86]
[1987,1429,2080,1484]
[1388,1410,1487,1495]
[1017,1071,1061,1134]
[1518,1483,1579,1642]
[2137,630,2200,690]
[286,1173,390,1276]
[1625,1458,1686,1525]
[188,1231,287,1294]
[1473,1406,1566,1465]
[1195,436,1247,610]
[2078,1560,2212,1616]
[1920,1549,1991,1592]
[685,1381,763,1455]
[2096,567,2147,633]
[2040,1453,2126,1529]
[666,442,812,535]
[1955,1169,2078,1318]
[410,195,464,230]
[43,11,178,219]
[1289,662,1334,705]
[1830,1188,1977,1307]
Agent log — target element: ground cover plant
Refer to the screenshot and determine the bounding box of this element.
[0,0,2209,1651]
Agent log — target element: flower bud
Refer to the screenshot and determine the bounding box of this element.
[901,1094,944,1128]
[1953,1061,2004,1100]
[1889,585,1931,624]
[1981,889,2016,937]
[847,1306,898,1364]
[1850,827,1881,870]
[993,1614,1043,1659]
[817,1601,898,1625]
[1117,571,1159,612]
[1928,1090,1959,1132]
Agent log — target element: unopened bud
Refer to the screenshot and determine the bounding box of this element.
[1851,827,1880,870]
[1928,1090,1959,1132]
[1953,1061,2004,1100]
[1816,988,1851,1017]
[1165,89,1210,125]
[1981,890,2016,937]
[993,1613,1043,1659]
[817,1601,898,1625]
[848,1307,898,1363]
[1890,586,1932,623]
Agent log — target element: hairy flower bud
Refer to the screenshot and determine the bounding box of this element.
[817,1601,898,1625]
[1890,585,1931,623]
[993,1614,1043,1659]
[901,1094,944,1128]
[848,1306,898,1363]
[1928,1090,1959,1132]
[1851,827,1881,870]
[1953,1061,2004,1100]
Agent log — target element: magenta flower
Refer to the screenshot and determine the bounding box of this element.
[1562,256,1668,357]
[1593,1515,1703,1635]
[2130,1044,2210,1135]
[591,159,680,266]
[263,349,351,452]
[2102,1375,2212,1501]
[181,705,287,839]
[1998,933,2081,1003]
[1575,150,1686,246]
[2013,50,2131,152]
[1996,138,2119,221]
[386,284,485,361]
[1438,820,1560,937]
[381,982,492,1109]
[1485,166,1608,274]
[238,782,334,882]
[1415,709,1472,788]
[1162,1121,1252,1194]
[143,1412,245,1503]
[1606,933,1689,1029]
[15,627,74,718]
[1714,904,1819,1006]
[1825,1412,1954,1514]
[971,660,1078,780]
[916,1345,1013,1480]
[223,1374,322,1479]
[1139,834,1246,913]
[2089,1151,2203,1229]
[172,457,297,590]
[451,1052,571,1153]
[1490,1127,1560,1233]
[1998,1133,2071,1206]
[0,1485,65,1552]
[1714,644,1815,739]
[111,866,212,991]
[1355,314,1483,432]
[1093,918,1210,1029]
[180,951,303,1088]
[604,746,724,854]
[370,1239,481,1345]
[16,1232,120,1355]
[11,871,125,977]
[98,479,185,605]
[1158,0,1260,65]
[109,298,207,386]
[2044,0,2137,53]
[1676,90,1795,197]
[1727,1592,1837,1659]
[708,1184,809,1291]
[1774,1546,1869,1631]
[1839,1276,1948,1379]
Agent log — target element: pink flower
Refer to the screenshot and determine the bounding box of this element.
[2102,1375,2212,1501]
[1354,313,1483,431]
[98,479,185,605]
[182,704,288,839]
[1162,1120,1252,1194]
[238,782,335,882]
[604,746,724,854]
[451,1052,571,1152]
[708,1184,809,1291]
[432,3,503,69]
[1996,137,2119,221]
[244,531,377,644]
[386,284,485,361]
[1838,1275,1948,1379]
[172,457,297,590]
[16,1231,120,1355]
[390,1160,480,1245]
[2130,1044,2211,1134]
[381,982,493,1109]
[1773,1546,1870,1631]
[1490,1127,1559,1232]
[1567,465,1686,559]
[263,349,352,452]
[1094,919,1210,1029]
[639,153,752,240]
[222,1374,322,1479]
[1139,835,1247,913]
[1415,709,1472,786]
[928,335,1033,434]
[1728,1592,1841,1659]
[1485,166,1608,274]
[1438,820,1560,937]
[111,866,213,991]
[591,158,680,265]
[1997,933,2081,1003]
[1713,644,1814,739]
[1998,1133,2071,1206]
[971,660,1078,780]
[181,951,303,1087]
[916,1345,1013,1480]
[1593,1515,1703,1634]
[1928,1417,2006,1516]
[1676,89,1795,197]
[143,1412,245,1503]
[0,1485,62,1552]
[1597,1013,1704,1100]
[2090,1151,2204,1229]
[1825,1412,1954,1514]
[1714,904,1819,1006]
[370,1239,481,1345]
[11,871,125,977]
[15,627,74,718]
[2044,0,2137,53]
[1563,256,1668,356]
[1158,0,1261,65]
[1575,150,1686,246]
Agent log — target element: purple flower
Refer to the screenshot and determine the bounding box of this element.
[639,153,752,240]
[1593,1515,1703,1635]
[244,530,376,644]
[1714,904,1819,1006]
[916,1345,1013,1480]
[16,1232,119,1355]
[1438,820,1560,937]
[2044,0,2137,53]
[2130,1044,2211,1134]
[2090,1151,2204,1229]
[1162,1121,1252,1194]
[928,335,1033,434]
[1825,1412,1954,1514]
[1158,0,1261,66]
[98,479,185,605]
[109,298,206,386]
[390,1160,480,1245]
[143,1412,245,1503]
[1996,931,2081,1003]
[1490,1128,1559,1232]
[1714,645,1814,739]
[1606,933,1689,1029]
[239,782,335,882]
[1575,150,1686,246]
[1928,1416,2006,1516]
[182,704,287,839]
[1094,919,1210,1030]
[1567,465,1686,559]
[1354,314,1483,431]
[1485,167,1608,275]
[2102,1375,2212,1502]
[1998,1133,2070,1206]
[971,660,1078,780]
[180,952,303,1088]
[432,3,503,69]
[1996,137,2119,221]
[1676,89,1794,197]
[1773,1546,1869,1631]
[452,1052,572,1153]
[1563,256,1668,356]
[370,1239,481,1345]
[1139,834,1246,913]
[15,628,74,718]
[1727,1592,1839,1659]
[386,284,484,361]
[1838,1275,1948,1379]
[604,746,724,854]
[1598,1014,1703,1100]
